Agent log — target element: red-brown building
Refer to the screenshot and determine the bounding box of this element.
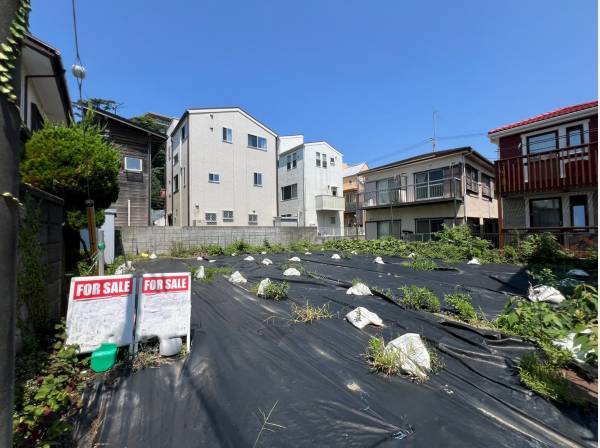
[488,100,597,247]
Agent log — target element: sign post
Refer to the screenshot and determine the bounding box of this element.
[65,275,136,353]
[136,273,191,352]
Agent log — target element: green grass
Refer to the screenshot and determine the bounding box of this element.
[518,352,585,405]
[402,257,437,271]
[398,285,440,312]
[444,292,477,322]
[263,281,290,300]
[366,337,402,376]
[193,266,233,283]
[281,261,306,274]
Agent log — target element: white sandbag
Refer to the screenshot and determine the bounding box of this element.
[261,258,273,266]
[350,250,358,255]
[331,253,341,260]
[244,255,255,261]
[407,253,416,259]
[345,307,383,329]
[373,256,385,264]
[114,262,134,275]
[149,253,157,260]
[194,265,205,279]
[228,271,247,284]
[346,283,372,296]
[467,257,481,265]
[231,252,237,257]
[386,333,431,379]
[553,329,594,364]
[261,251,267,255]
[289,256,301,262]
[196,256,203,261]
[257,278,271,296]
[528,285,565,304]
[283,268,301,276]
[208,259,216,263]
[567,269,589,278]
[304,251,312,255]
[159,337,182,357]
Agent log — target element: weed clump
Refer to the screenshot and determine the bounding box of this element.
[366,337,401,376]
[444,292,477,322]
[197,266,233,283]
[291,301,333,323]
[399,285,440,312]
[403,257,437,271]
[518,352,584,405]
[263,281,290,300]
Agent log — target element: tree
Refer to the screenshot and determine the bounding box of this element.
[20,117,120,267]
[130,113,168,134]
[72,97,123,116]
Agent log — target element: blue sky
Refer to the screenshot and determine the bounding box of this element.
[30,0,597,165]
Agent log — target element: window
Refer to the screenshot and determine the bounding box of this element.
[30,103,44,131]
[566,125,584,147]
[223,127,232,143]
[182,167,186,187]
[181,123,188,141]
[467,217,481,234]
[223,210,234,222]
[281,184,298,200]
[465,165,479,193]
[414,168,444,199]
[481,173,492,198]
[331,186,338,196]
[292,152,297,168]
[330,216,336,224]
[316,152,321,167]
[205,213,217,224]
[286,155,292,170]
[124,157,143,172]
[173,153,179,166]
[248,214,258,225]
[415,218,445,240]
[208,173,220,183]
[330,157,335,166]
[372,220,401,239]
[570,195,588,227]
[173,174,179,192]
[527,131,558,154]
[248,134,267,150]
[322,153,327,168]
[530,198,562,228]
[253,172,263,186]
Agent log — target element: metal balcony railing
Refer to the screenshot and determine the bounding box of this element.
[358,177,462,209]
[495,143,597,195]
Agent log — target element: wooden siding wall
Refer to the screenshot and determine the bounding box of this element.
[98,117,151,227]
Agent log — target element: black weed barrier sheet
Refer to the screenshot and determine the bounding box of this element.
[72,252,597,447]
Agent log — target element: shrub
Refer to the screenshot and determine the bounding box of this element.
[263,281,290,300]
[444,293,477,322]
[517,233,564,263]
[502,245,519,264]
[399,285,440,312]
[403,257,437,271]
[291,301,333,323]
[518,352,584,405]
[528,267,559,288]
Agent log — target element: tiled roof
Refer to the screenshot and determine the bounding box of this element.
[488,100,598,135]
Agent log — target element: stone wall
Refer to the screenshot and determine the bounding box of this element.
[116,226,320,255]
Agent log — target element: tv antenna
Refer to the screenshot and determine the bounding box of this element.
[431,109,437,152]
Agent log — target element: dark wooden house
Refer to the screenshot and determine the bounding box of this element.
[85,107,167,226]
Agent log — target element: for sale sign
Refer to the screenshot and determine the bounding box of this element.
[136,273,191,348]
[66,275,136,353]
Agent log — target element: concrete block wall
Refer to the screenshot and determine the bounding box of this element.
[117,226,320,255]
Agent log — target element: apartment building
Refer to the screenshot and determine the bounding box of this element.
[489,100,598,246]
[277,136,345,236]
[166,108,278,226]
[358,147,498,240]
[343,162,369,229]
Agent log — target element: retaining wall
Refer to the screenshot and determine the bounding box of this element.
[117,226,320,255]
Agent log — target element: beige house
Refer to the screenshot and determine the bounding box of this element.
[166,107,278,226]
[359,147,498,240]
[342,162,369,229]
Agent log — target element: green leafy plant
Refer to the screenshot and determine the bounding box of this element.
[444,292,477,322]
[199,266,233,283]
[403,257,437,271]
[399,285,440,312]
[528,267,559,288]
[517,233,565,263]
[0,0,32,103]
[366,337,401,376]
[263,281,290,300]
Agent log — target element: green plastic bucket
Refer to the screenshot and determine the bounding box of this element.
[90,342,118,373]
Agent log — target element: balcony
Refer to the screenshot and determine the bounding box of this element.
[315,194,345,211]
[358,177,462,209]
[495,144,597,195]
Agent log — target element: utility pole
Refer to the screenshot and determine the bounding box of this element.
[0,1,23,445]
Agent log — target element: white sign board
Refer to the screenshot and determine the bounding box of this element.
[136,273,191,349]
[65,275,136,353]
